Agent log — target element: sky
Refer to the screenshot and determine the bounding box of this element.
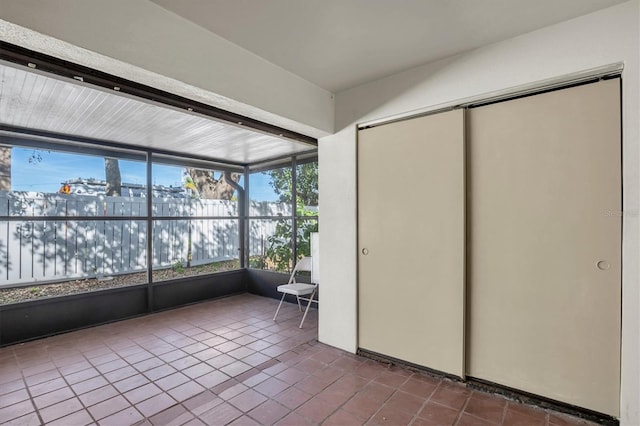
[10,147,278,201]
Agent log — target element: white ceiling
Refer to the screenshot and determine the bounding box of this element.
[151,0,627,92]
[0,62,314,164]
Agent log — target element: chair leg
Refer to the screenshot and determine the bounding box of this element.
[296,296,302,312]
[273,293,287,321]
[299,289,316,329]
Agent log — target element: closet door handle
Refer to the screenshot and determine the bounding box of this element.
[361,248,369,255]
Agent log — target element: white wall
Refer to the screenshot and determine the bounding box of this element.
[0,0,334,138]
[319,1,639,424]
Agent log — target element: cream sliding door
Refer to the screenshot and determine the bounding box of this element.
[467,79,621,416]
[358,109,465,377]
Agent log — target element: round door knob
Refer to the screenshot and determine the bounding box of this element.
[597,260,610,270]
[361,248,369,255]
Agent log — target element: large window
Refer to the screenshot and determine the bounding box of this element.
[0,143,247,303]
[0,139,315,304]
[248,159,318,272]
[151,160,242,281]
[0,143,149,303]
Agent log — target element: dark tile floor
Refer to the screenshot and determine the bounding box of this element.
[0,294,596,425]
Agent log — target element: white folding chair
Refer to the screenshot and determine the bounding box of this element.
[272,256,317,328]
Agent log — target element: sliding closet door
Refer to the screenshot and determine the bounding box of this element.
[467,79,621,416]
[358,110,465,376]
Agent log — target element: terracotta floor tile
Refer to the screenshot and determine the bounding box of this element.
[359,381,396,405]
[196,370,231,389]
[96,359,129,375]
[296,395,342,423]
[88,395,131,420]
[47,409,94,426]
[399,376,439,399]
[72,375,109,395]
[331,374,371,394]
[183,342,210,354]
[136,392,177,418]
[183,418,207,426]
[133,357,165,373]
[273,387,312,410]
[113,373,151,393]
[182,362,214,380]
[212,378,241,395]
[25,369,61,387]
[0,399,35,423]
[464,392,508,425]
[159,349,188,363]
[103,365,138,383]
[368,403,415,426]
[216,341,242,353]
[354,361,385,380]
[262,345,289,358]
[58,360,92,376]
[274,367,308,385]
[246,340,272,352]
[417,400,460,425]
[0,388,30,409]
[274,411,314,426]
[248,399,291,425]
[219,382,250,400]
[254,377,291,397]
[0,378,25,396]
[124,383,163,405]
[148,344,176,356]
[83,346,113,360]
[228,415,262,426]
[144,364,178,381]
[229,389,269,412]
[548,413,596,426]
[263,362,288,376]
[99,406,144,426]
[168,380,206,402]
[170,355,201,370]
[234,368,261,383]
[155,372,190,391]
[220,360,252,377]
[384,390,427,416]
[294,373,336,395]
[124,350,154,365]
[310,348,342,365]
[65,367,100,385]
[183,390,223,416]
[323,408,364,426]
[193,348,222,362]
[228,346,256,360]
[0,295,600,426]
[429,382,471,410]
[207,353,236,369]
[233,335,258,346]
[202,336,228,347]
[503,402,547,426]
[199,401,243,426]
[89,352,120,366]
[38,397,83,423]
[375,371,410,388]
[21,362,56,378]
[148,403,189,425]
[242,371,270,387]
[457,412,496,426]
[342,396,377,422]
[331,355,365,371]
[78,384,119,407]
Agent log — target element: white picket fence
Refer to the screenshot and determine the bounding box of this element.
[0,192,294,286]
